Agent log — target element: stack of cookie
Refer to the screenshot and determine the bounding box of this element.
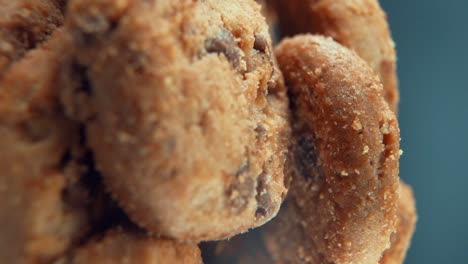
[0,0,416,263]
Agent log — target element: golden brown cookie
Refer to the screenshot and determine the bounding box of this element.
[63,0,290,241]
[380,182,417,264]
[272,0,399,112]
[0,0,64,75]
[261,35,400,264]
[0,28,124,264]
[58,228,202,264]
[0,29,86,263]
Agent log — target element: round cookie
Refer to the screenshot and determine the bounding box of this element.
[0,0,64,75]
[381,182,417,264]
[203,183,416,264]
[0,27,125,264]
[204,185,416,264]
[60,227,202,264]
[0,29,89,263]
[64,0,290,241]
[271,0,399,112]
[263,35,400,264]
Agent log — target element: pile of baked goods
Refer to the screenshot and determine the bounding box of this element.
[0,0,416,263]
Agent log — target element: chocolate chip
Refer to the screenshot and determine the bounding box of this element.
[255,207,267,218]
[255,172,274,218]
[255,124,267,139]
[295,133,323,181]
[234,161,249,177]
[257,172,267,193]
[227,177,255,213]
[253,34,268,53]
[128,51,149,74]
[205,29,241,69]
[16,26,38,50]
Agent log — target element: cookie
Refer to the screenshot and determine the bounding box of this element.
[0,28,124,264]
[59,227,202,264]
[272,0,399,112]
[381,182,417,264]
[0,0,64,75]
[262,35,400,264]
[0,29,85,263]
[203,182,415,264]
[63,0,290,241]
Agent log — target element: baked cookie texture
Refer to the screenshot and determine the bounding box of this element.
[58,228,202,264]
[0,0,64,76]
[381,182,417,264]
[262,35,400,264]
[203,185,415,264]
[271,0,399,112]
[0,29,87,264]
[203,182,416,264]
[0,27,125,264]
[63,0,290,241]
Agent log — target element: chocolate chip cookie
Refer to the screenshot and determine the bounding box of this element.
[63,0,290,241]
[203,183,415,264]
[0,26,127,264]
[271,0,399,112]
[262,35,400,264]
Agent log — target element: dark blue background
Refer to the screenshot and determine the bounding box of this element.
[381,1,468,262]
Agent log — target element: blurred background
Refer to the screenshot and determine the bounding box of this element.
[381,1,468,262]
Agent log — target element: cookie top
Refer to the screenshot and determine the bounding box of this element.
[64,0,290,241]
[0,29,89,263]
[272,0,399,112]
[381,182,417,264]
[265,35,400,263]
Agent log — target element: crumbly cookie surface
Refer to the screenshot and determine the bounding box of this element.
[203,182,416,264]
[0,0,64,75]
[263,35,400,264]
[63,0,290,241]
[0,26,125,264]
[271,0,399,112]
[380,182,417,264]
